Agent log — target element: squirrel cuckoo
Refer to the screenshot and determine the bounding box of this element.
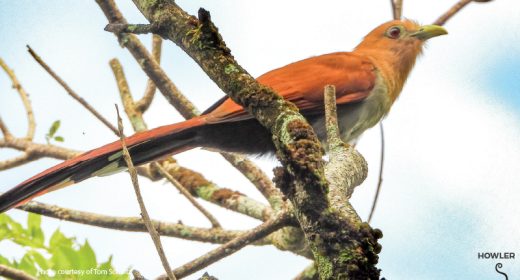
[0,20,446,212]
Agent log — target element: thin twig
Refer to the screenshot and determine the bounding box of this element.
[136,34,162,113]
[368,123,385,223]
[153,162,222,228]
[0,58,36,140]
[433,0,472,26]
[157,211,291,280]
[116,105,176,280]
[0,264,37,280]
[0,116,12,139]
[109,58,147,132]
[390,0,403,20]
[132,270,147,280]
[26,45,120,136]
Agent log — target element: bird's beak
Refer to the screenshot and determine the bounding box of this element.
[411,25,448,40]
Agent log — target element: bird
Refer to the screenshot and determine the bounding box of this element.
[0,19,447,212]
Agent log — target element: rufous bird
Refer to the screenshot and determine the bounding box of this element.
[0,20,447,212]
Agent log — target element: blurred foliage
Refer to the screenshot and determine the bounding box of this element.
[0,213,129,279]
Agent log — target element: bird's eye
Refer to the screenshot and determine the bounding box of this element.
[387,26,401,39]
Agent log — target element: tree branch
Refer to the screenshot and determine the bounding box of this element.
[136,34,162,113]
[0,58,36,140]
[116,105,176,280]
[15,200,271,245]
[157,210,292,279]
[0,265,37,280]
[390,0,403,20]
[153,162,222,228]
[26,46,120,136]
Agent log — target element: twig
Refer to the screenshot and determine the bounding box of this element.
[368,123,385,223]
[0,264,37,280]
[26,45,120,136]
[220,152,284,211]
[0,116,12,139]
[433,0,472,26]
[390,0,403,20]
[153,162,222,228]
[104,23,158,34]
[136,34,162,113]
[132,270,147,280]
[0,58,36,140]
[0,152,36,171]
[15,199,270,244]
[109,58,147,131]
[157,211,291,279]
[116,105,176,280]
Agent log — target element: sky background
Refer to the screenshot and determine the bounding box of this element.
[1,0,519,279]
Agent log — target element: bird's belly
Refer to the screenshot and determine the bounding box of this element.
[311,81,391,144]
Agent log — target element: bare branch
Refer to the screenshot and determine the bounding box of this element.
[136,34,163,113]
[368,123,385,223]
[0,58,36,140]
[220,152,284,211]
[26,46,120,136]
[390,0,403,20]
[153,162,222,228]
[116,105,176,280]
[0,152,36,171]
[0,116,13,139]
[0,264,37,280]
[104,23,158,34]
[157,211,292,279]
[15,200,267,244]
[434,0,472,26]
[109,58,147,131]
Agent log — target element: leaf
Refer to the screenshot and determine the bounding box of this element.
[18,253,37,276]
[48,120,61,138]
[54,136,64,142]
[28,250,49,270]
[49,229,73,251]
[78,240,97,269]
[27,213,45,246]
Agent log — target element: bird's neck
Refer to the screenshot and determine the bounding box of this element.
[353,47,421,103]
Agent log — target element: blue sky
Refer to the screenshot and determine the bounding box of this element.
[1,1,519,279]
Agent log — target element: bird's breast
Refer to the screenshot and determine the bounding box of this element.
[310,72,391,145]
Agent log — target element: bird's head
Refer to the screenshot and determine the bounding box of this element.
[354,19,447,100]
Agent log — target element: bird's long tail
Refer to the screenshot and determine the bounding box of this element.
[0,116,206,213]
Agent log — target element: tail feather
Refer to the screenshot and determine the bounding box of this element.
[0,117,205,212]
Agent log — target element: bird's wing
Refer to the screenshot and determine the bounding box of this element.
[204,52,376,123]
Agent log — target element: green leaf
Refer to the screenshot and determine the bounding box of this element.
[48,120,61,138]
[54,136,64,142]
[18,253,37,276]
[78,240,97,269]
[27,213,45,246]
[28,250,49,270]
[51,245,80,270]
[49,229,73,251]
[0,255,13,266]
